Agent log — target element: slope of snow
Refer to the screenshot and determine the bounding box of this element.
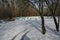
[0,16,60,40]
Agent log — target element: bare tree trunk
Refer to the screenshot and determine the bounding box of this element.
[53,13,59,31]
[58,10,59,31]
[41,15,46,34]
[39,0,46,34]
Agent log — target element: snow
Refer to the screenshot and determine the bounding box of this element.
[0,16,60,40]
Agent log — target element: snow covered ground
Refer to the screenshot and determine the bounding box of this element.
[0,16,60,40]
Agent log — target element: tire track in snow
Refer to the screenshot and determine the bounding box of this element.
[11,29,28,40]
[11,23,34,40]
[20,31,29,40]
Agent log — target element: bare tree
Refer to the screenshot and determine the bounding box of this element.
[28,0,46,34]
[44,0,59,32]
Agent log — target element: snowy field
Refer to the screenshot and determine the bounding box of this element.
[0,16,60,40]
